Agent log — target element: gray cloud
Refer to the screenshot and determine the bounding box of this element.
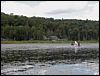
[46,9,79,15]
[46,3,94,15]
[88,1,98,4]
[1,1,6,3]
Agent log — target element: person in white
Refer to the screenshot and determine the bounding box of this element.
[74,41,78,47]
[74,41,79,53]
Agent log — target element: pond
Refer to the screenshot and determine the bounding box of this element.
[1,43,99,75]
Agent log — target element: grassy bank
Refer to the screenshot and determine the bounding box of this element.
[1,40,99,44]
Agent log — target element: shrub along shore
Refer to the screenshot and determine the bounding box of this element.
[1,40,99,44]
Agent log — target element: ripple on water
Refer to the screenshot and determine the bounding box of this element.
[1,61,99,75]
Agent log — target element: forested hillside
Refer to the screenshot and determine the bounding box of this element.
[1,12,99,41]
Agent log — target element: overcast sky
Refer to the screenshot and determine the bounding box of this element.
[1,1,99,20]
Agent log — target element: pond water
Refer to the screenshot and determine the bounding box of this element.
[1,43,99,75]
[1,43,99,51]
[1,60,99,75]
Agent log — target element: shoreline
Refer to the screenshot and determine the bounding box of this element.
[1,40,99,44]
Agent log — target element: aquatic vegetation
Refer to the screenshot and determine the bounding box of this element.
[1,48,99,63]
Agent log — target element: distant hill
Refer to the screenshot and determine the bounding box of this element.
[1,12,99,41]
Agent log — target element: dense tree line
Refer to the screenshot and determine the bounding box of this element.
[1,12,99,41]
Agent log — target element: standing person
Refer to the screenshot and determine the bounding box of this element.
[77,41,80,47]
[71,42,74,46]
[74,41,78,47]
[74,41,78,53]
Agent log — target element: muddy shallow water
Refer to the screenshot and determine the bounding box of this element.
[1,43,99,75]
[1,43,99,50]
[1,60,99,75]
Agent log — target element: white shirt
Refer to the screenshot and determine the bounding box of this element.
[74,41,78,47]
